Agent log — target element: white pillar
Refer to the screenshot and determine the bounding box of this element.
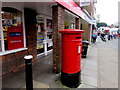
[44,18,47,56]
[22,8,27,48]
[0,2,5,52]
[0,2,2,90]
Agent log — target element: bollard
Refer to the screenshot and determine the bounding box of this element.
[24,55,33,90]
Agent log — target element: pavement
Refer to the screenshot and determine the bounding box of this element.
[97,37,118,88]
[2,36,118,89]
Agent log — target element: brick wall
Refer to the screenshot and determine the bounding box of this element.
[52,5,65,73]
[2,50,28,76]
[24,8,37,62]
[75,18,81,29]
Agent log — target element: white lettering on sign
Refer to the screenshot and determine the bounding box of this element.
[10,40,22,43]
[63,0,75,9]
[64,0,69,5]
[78,46,81,53]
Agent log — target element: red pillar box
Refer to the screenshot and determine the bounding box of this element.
[59,29,84,88]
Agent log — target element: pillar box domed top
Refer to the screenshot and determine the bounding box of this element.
[59,29,85,34]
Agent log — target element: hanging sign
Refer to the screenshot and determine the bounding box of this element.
[80,0,90,7]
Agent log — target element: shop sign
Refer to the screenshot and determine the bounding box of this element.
[54,0,83,17]
[82,13,92,24]
[80,0,90,7]
[7,26,24,50]
[10,32,21,37]
[54,0,92,23]
[37,17,44,23]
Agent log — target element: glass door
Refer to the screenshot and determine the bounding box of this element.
[46,19,53,51]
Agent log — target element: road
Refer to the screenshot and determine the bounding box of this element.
[97,37,118,88]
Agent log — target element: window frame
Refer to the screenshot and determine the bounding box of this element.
[0,7,27,56]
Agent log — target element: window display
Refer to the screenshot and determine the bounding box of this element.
[46,19,53,51]
[0,32,2,52]
[2,7,24,51]
[36,17,53,54]
[46,19,52,39]
[64,11,75,29]
[37,32,44,54]
[36,17,45,54]
[64,22,75,29]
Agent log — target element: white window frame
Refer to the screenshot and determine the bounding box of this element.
[0,6,27,56]
[0,2,5,52]
[36,14,53,56]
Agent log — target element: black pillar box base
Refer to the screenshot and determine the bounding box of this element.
[82,55,87,58]
[61,71,81,88]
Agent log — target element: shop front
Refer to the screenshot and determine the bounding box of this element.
[0,2,55,75]
[0,6,28,75]
[0,0,93,75]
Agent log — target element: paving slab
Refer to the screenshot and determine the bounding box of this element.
[81,75,97,87]
[97,38,118,88]
[78,83,96,88]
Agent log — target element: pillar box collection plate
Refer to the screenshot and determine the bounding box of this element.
[59,29,84,88]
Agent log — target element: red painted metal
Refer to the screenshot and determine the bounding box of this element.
[7,26,24,50]
[54,0,83,17]
[60,29,84,73]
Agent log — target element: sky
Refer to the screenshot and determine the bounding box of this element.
[95,0,120,25]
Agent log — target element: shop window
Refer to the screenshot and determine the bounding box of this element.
[36,17,45,54]
[0,31,2,52]
[64,22,75,29]
[2,7,24,51]
[46,19,53,51]
[64,11,76,29]
[36,17,53,54]
[46,19,52,39]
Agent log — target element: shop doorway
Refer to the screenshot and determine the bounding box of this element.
[36,17,45,55]
[36,15,53,57]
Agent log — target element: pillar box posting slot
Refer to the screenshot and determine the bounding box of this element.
[59,29,84,88]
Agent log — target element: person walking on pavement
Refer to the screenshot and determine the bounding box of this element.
[108,34,111,40]
[92,33,98,43]
[113,33,117,39]
[100,30,106,42]
[108,32,111,40]
[110,33,113,39]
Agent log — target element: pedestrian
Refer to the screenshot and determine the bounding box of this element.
[92,33,97,43]
[113,33,116,39]
[110,34,113,39]
[108,34,111,40]
[101,30,105,39]
[98,32,100,36]
[100,30,106,42]
[108,32,111,40]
